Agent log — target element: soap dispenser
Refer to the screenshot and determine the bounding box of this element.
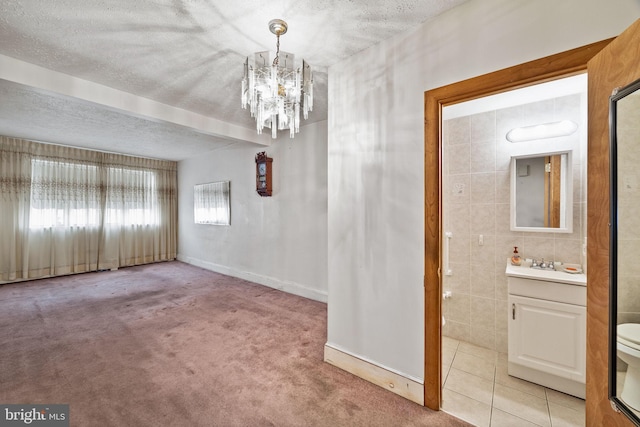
[511,246,522,266]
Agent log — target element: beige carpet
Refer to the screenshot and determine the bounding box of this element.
[0,261,469,426]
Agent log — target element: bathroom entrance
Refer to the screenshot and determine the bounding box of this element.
[440,73,587,352]
[422,39,612,411]
[437,74,588,424]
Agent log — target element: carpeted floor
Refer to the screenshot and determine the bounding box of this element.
[0,261,469,426]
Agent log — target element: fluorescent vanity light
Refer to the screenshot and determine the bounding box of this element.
[506,120,578,142]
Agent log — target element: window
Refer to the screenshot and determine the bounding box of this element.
[29,159,160,228]
[29,159,101,228]
[194,181,230,225]
[104,167,159,226]
[1,136,178,281]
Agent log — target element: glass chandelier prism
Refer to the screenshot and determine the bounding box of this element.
[242,19,313,139]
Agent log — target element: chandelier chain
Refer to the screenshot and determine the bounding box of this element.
[273,34,280,67]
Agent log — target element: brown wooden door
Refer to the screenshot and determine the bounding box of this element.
[586,18,640,427]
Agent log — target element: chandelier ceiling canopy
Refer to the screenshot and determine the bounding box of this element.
[242,19,313,139]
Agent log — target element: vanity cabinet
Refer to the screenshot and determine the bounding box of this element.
[506,264,586,399]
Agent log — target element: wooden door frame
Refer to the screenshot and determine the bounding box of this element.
[423,38,613,410]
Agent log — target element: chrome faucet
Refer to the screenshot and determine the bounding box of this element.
[530,258,555,270]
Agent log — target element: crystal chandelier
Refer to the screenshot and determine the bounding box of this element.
[242,19,313,139]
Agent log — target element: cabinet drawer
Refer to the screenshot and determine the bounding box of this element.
[508,276,586,306]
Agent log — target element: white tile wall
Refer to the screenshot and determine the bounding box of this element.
[443,93,587,353]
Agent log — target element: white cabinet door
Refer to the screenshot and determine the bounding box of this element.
[508,294,586,383]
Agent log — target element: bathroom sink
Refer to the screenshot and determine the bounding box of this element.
[505,260,586,286]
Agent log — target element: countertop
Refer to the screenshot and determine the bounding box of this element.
[505,260,586,286]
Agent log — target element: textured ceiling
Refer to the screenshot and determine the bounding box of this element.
[0,0,469,160]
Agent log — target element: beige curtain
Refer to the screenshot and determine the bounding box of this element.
[100,152,177,269]
[0,136,177,282]
[0,138,32,281]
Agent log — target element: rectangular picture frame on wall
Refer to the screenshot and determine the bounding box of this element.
[194,180,230,225]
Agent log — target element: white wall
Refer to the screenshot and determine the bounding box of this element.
[178,120,328,302]
[327,0,640,381]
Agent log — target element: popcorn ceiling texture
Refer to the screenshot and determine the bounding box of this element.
[0,0,468,159]
[0,79,241,161]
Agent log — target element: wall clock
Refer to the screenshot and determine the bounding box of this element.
[255,152,273,196]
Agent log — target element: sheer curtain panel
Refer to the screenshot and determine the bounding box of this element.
[100,153,178,269]
[0,138,33,281]
[0,137,177,282]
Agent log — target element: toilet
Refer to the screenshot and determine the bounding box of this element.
[617,323,640,410]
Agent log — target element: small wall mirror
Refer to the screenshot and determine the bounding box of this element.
[609,77,640,426]
[510,152,573,233]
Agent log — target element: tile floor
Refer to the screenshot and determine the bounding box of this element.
[617,370,640,418]
[442,336,585,427]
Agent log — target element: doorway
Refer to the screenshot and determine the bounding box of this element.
[438,74,588,426]
[423,39,612,411]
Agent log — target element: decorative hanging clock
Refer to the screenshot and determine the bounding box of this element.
[255,152,273,196]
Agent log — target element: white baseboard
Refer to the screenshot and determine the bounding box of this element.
[324,343,424,405]
[177,254,328,303]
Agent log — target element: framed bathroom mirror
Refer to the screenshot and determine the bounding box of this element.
[510,151,573,233]
[609,77,640,426]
